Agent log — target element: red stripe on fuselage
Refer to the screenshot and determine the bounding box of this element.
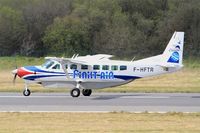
[17,67,34,78]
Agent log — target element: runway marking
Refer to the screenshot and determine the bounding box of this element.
[0,96,71,98]
[0,96,170,99]
[0,111,195,113]
[122,96,169,99]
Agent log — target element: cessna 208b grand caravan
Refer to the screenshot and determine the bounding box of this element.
[12,32,184,97]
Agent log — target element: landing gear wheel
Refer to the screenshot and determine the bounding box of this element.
[70,88,80,97]
[23,89,31,96]
[82,89,92,96]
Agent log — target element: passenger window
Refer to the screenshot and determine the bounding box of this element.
[81,65,88,70]
[70,64,77,69]
[111,65,118,71]
[120,65,127,70]
[52,64,61,69]
[93,65,100,70]
[102,65,109,70]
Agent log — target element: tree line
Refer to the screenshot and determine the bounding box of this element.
[0,0,199,58]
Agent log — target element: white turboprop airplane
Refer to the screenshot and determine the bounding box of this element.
[12,31,184,97]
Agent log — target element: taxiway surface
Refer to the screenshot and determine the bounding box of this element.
[0,93,200,112]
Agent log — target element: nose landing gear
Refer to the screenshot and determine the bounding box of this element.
[23,84,31,96]
[23,89,31,96]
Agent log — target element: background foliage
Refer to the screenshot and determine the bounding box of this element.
[0,0,199,58]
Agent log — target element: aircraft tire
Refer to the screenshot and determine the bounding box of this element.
[71,88,80,97]
[23,89,31,96]
[82,89,92,96]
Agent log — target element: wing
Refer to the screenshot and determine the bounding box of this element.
[45,57,91,66]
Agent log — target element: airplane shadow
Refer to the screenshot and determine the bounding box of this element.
[191,96,200,99]
[91,93,145,100]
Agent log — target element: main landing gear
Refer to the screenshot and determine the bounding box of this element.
[70,88,80,97]
[70,88,92,97]
[70,81,92,97]
[82,89,92,96]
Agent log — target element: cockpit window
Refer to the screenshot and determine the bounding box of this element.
[52,64,61,69]
[42,60,55,69]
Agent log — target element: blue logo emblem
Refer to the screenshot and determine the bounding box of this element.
[167,51,179,63]
[175,45,180,51]
[73,70,114,79]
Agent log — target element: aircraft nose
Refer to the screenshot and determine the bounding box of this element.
[12,66,36,80]
[16,67,36,78]
[12,67,28,78]
[12,69,18,75]
[12,68,23,78]
[16,67,27,78]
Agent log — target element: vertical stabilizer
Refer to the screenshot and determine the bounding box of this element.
[162,32,184,65]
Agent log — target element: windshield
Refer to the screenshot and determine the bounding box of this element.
[52,64,61,69]
[42,60,55,69]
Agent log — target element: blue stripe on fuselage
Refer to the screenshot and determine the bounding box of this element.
[24,74,141,81]
[24,75,66,80]
[114,75,141,80]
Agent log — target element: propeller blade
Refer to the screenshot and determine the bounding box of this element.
[13,73,17,85]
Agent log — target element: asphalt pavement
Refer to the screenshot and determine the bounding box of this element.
[0,92,200,112]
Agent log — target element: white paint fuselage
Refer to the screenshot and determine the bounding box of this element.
[17,55,181,90]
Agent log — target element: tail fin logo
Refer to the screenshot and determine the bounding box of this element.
[175,45,180,51]
[169,42,181,52]
[167,40,181,63]
[168,51,179,63]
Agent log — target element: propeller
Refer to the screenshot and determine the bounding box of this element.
[12,53,18,85]
[12,69,18,85]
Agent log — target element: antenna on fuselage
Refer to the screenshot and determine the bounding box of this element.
[74,54,79,59]
[71,54,79,59]
[131,57,136,62]
[71,54,76,59]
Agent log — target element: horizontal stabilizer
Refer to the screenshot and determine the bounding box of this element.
[157,63,183,68]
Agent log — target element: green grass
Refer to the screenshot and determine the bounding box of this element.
[0,56,200,93]
[0,56,44,70]
[0,56,200,70]
[0,112,200,133]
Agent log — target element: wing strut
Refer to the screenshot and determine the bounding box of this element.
[60,59,70,79]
